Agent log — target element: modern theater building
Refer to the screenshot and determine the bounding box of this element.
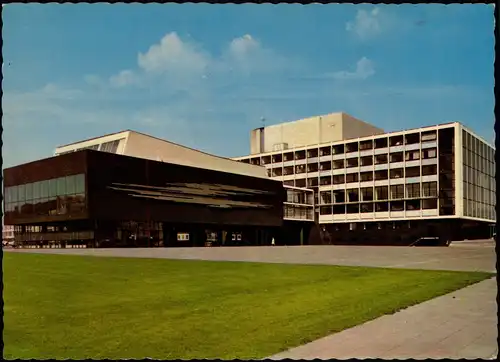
[233,112,496,245]
[3,131,314,248]
[3,112,495,247]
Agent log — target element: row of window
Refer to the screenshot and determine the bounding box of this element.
[280,166,438,187]
[318,199,439,215]
[285,190,314,205]
[284,205,314,220]
[247,145,438,166]
[58,139,122,156]
[4,194,86,218]
[463,182,495,206]
[462,130,495,161]
[463,166,495,190]
[266,150,438,175]
[4,174,85,203]
[317,182,438,204]
[463,199,496,220]
[463,148,495,176]
[247,130,439,165]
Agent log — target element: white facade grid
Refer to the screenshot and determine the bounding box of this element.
[235,122,496,224]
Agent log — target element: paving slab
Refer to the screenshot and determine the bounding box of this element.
[268,277,497,360]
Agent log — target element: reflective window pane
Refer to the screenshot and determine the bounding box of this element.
[4,187,11,203]
[25,183,33,201]
[40,180,49,198]
[33,181,41,200]
[11,186,18,202]
[57,177,66,196]
[18,184,26,202]
[49,179,58,198]
[66,175,76,195]
[75,174,85,194]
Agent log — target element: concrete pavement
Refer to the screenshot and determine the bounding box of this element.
[269,277,497,360]
[6,242,496,272]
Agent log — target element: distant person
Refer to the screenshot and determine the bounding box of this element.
[271,237,275,246]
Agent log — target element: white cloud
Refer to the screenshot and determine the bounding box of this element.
[137,32,209,74]
[331,57,375,80]
[109,70,140,88]
[346,8,382,40]
[228,34,260,59]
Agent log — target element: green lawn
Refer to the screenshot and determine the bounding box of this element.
[3,252,493,360]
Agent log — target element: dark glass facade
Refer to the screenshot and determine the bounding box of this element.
[462,129,496,220]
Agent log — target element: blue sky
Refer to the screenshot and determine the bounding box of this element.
[3,3,495,168]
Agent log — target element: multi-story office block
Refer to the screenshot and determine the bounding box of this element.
[234,114,495,245]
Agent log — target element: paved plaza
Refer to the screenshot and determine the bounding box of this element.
[6,242,497,359]
[7,241,496,272]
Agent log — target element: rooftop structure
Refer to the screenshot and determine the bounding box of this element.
[250,112,385,154]
[54,130,268,180]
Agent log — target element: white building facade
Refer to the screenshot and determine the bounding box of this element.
[234,115,495,244]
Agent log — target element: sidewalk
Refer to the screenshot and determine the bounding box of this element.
[269,277,497,360]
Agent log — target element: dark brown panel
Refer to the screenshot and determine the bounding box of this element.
[86,151,285,227]
[3,152,87,186]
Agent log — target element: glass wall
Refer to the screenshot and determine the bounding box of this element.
[462,130,495,220]
[4,174,86,219]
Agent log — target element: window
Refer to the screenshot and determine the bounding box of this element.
[333,160,344,169]
[75,174,85,194]
[360,156,373,166]
[319,147,331,157]
[375,186,389,200]
[360,171,373,182]
[100,140,121,153]
[346,172,358,183]
[422,198,438,209]
[390,168,404,179]
[375,170,388,180]
[18,184,26,202]
[390,152,404,163]
[390,135,404,147]
[346,142,358,153]
[333,175,345,185]
[347,189,359,202]
[422,182,437,197]
[48,179,58,198]
[66,175,76,195]
[332,144,344,155]
[346,158,358,168]
[390,185,405,199]
[361,203,374,213]
[319,161,332,171]
[333,190,345,203]
[374,138,388,148]
[422,148,437,159]
[421,130,437,142]
[272,154,283,163]
[360,140,373,150]
[375,154,388,164]
[405,150,420,161]
[405,133,420,145]
[320,191,332,204]
[361,187,374,201]
[406,183,420,198]
[57,177,66,196]
[25,183,33,201]
[32,181,41,200]
[422,165,437,176]
[405,167,420,178]
[320,176,331,186]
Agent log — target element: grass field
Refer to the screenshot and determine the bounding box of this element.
[3,252,493,360]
